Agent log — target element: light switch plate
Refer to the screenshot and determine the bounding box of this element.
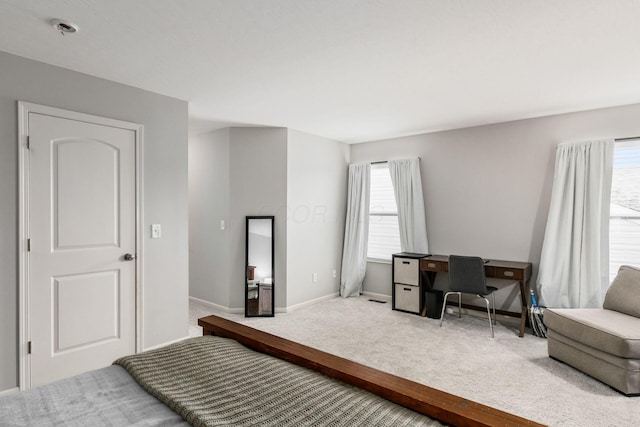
[151,224,161,239]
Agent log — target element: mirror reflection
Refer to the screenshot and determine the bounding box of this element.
[245,216,274,317]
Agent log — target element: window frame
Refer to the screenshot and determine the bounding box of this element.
[367,162,401,263]
[608,139,640,286]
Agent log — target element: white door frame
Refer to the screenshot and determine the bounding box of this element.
[17,101,144,390]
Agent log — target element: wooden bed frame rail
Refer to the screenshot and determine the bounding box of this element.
[198,315,545,427]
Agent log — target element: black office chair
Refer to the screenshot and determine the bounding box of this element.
[439,255,497,338]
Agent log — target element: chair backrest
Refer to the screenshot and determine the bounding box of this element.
[448,255,488,294]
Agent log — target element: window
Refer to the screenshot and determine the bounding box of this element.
[367,163,401,261]
[609,141,640,283]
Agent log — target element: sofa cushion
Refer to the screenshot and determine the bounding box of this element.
[603,265,640,317]
[544,308,640,358]
[548,331,640,395]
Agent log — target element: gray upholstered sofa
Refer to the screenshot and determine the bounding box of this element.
[544,265,640,395]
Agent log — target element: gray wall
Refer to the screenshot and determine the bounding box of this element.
[189,127,288,311]
[229,128,288,310]
[0,51,189,392]
[286,129,349,307]
[351,103,640,311]
[189,129,231,306]
[188,128,349,311]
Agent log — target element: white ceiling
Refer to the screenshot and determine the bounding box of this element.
[2,1,640,143]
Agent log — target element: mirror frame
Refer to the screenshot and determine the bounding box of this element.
[245,215,275,317]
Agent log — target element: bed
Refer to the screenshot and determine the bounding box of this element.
[0,315,543,427]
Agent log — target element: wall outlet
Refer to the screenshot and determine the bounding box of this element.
[312,273,318,283]
[332,269,337,278]
[151,224,161,238]
[220,219,225,230]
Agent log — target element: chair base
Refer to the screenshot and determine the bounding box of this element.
[439,291,496,338]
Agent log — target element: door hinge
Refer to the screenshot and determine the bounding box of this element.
[27,238,31,252]
[28,341,32,354]
[26,136,30,149]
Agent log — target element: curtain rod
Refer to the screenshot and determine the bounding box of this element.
[615,136,640,142]
[370,157,421,165]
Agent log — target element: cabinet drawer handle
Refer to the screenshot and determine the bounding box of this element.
[427,263,436,268]
[403,287,412,291]
[503,271,514,277]
[402,261,410,264]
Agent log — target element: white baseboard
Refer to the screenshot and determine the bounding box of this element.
[284,292,339,312]
[0,387,19,397]
[189,296,230,312]
[143,335,190,352]
[189,294,338,315]
[189,296,247,314]
[467,308,520,325]
[361,291,391,302]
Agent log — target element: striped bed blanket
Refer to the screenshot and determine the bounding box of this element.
[114,335,443,427]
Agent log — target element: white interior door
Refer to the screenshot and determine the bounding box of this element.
[27,110,137,388]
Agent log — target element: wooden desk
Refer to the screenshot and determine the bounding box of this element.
[420,255,533,337]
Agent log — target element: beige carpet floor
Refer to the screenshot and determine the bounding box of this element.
[189,296,639,427]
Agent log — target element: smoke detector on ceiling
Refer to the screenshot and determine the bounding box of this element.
[50,19,79,35]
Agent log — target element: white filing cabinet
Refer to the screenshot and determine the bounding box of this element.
[392,253,427,315]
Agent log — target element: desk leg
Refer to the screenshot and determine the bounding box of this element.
[518,279,530,338]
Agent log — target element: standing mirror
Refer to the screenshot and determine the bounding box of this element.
[245,216,274,317]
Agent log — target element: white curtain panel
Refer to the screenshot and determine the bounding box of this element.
[388,158,429,254]
[340,163,370,297]
[538,139,614,308]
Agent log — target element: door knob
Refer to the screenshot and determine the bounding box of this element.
[124,253,136,261]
